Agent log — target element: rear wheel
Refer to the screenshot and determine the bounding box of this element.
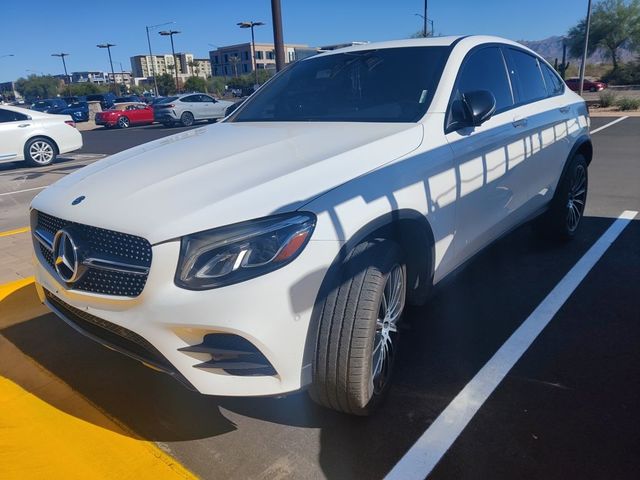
[117,116,130,128]
[535,154,588,240]
[309,239,406,415]
[181,111,194,127]
[24,137,57,167]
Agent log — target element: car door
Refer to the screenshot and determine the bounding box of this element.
[0,108,31,162]
[179,95,201,119]
[200,95,225,119]
[126,104,145,124]
[504,48,573,213]
[444,45,538,263]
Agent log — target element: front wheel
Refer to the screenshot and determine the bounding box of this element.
[535,154,588,240]
[309,239,406,415]
[24,137,57,167]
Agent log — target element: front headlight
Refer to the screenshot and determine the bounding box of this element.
[175,212,316,290]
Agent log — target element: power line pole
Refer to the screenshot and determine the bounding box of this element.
[271,0,285,72]
[578,0,592,97]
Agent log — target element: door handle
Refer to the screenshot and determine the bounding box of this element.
[512,118,528,128]
[559,106,570,114]
[18,124,31,128]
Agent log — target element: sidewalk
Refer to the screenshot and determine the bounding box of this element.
[0,229,34,284]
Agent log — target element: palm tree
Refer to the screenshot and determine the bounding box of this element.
[229,55,241,78]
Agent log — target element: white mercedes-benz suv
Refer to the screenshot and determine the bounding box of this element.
[31,36,591,415]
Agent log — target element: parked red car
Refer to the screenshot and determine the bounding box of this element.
[565,77,607,92]
[95,102,154,128]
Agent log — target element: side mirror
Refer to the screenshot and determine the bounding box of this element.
[448,90,496,132]
[462,90,496,127]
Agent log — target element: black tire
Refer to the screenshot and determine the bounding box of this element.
[309,239,406,415]
[117,116,130,129]
[181,111,194,127]
[24,137,57,167]
[535,154,588,241]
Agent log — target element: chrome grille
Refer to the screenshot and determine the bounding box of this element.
[34,210,152,297]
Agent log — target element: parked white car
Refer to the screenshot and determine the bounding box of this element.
[152,93,236,127]
[0,105,83,166]
[31,36,591,415]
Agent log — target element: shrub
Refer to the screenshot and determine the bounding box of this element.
[599,90,617,107]
[616,97,640,111]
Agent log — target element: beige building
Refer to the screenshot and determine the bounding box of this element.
[209,42,307,77]
[131,53,212,79]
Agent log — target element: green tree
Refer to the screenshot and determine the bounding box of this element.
[65,82,108,96]
[183,76,207,92]
[567,0,640,70]
[156,73,177,96]
[207,76,227,96]
[15,75,61,100]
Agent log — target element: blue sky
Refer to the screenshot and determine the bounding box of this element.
[1,0,590,81]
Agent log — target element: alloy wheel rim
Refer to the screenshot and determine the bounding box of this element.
[119,117,129,127]
[567,164,587,232]
[183,113,193,125]
[372,264,404,395]
[29,141,54,163]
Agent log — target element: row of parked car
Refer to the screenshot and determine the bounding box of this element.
[27,92,238,129]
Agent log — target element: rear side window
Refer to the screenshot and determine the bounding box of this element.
[508,49,547,103]
[181,95,199,103]
[455,47,513,113]
[0,109,28,123]
[541,64,564,96]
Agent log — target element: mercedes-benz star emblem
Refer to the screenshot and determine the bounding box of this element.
[53,229,84,283]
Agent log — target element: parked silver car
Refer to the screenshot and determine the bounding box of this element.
[153,93,236,127]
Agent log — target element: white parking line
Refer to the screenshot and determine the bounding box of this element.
[385,209,638,480]
[590,116,629,134]
[0,186,47,197]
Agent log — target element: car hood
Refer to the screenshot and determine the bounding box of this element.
[33,122,423,244]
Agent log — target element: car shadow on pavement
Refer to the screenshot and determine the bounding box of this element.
[0,216,619,478]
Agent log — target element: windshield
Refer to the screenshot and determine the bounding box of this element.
[33,101,53,108]
[230,46,450,123]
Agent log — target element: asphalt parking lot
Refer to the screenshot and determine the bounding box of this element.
[0,117,638,479]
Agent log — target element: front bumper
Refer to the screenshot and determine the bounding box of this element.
[33,237,340,397]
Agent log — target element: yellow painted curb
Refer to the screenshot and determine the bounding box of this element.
[0,276,35,302]
[0,278,198,480]
[0,226,30,238]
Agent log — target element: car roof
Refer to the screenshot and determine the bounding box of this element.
[0,104,49,118]
[315,35,537,58]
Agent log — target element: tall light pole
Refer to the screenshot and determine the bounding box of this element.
[52,53,71,97]
[97,43,117,93]
[159,30,181,93]
[414,13,434,37]
[270,0,285,72]
[238,21,265,86]
[423,0,428,37]
[578,0,593,97]
[146,21,174,97]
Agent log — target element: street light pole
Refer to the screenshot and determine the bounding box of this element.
[52,53,71,97]
[270,0,285,72]
[97,43,117,93]
[238,21,265,86]
[414,13,433,37]
[578,0,593,97]
[160,30,181,93]
[146,22,174,97]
